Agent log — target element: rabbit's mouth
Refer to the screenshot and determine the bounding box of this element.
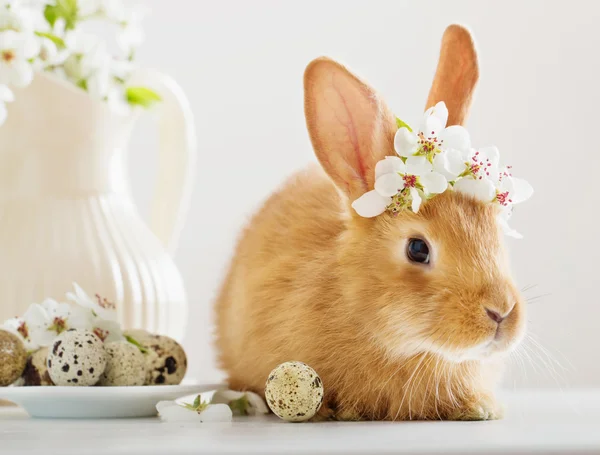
[437,327,524,363]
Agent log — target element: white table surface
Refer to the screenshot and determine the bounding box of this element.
[1,389,599,455]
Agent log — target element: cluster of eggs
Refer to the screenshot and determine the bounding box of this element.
[0,328,187,387]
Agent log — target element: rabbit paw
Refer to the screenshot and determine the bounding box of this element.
[310,405,336,422]
[448,397,503,421]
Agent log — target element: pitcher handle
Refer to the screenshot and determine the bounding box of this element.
[131,69,197,254]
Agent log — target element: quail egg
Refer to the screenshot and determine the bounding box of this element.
[0,329,27,386]
[137,334,187,385]
[47,329,107,386]
[97,341,146,386]
[265,361,324,422]
[22,347,54,386]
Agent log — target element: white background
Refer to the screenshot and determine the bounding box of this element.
[127,0,600,388]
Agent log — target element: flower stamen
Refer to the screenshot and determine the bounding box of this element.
[95,294,116,310]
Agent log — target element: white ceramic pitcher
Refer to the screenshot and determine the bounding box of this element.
[0,71,196,341]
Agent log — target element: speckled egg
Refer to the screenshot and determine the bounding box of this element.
[138,334,187,385]
[47,329,107,386]
[0,330,27,386]
[22,347,54,386]
[265,361,324,422]
[97,341,146,386]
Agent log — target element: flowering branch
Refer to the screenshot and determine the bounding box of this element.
[0,0,160,126]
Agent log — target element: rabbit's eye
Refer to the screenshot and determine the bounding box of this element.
[407,238,430,264]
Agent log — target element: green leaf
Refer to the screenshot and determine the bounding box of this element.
[44,0,78,31]
[125,87,162,108]
[76,78,87,91]
[181,395,208,413]
[396,117,413,132]
[35,31,66,49]
[228,395,250,416]
[125,335,148,354]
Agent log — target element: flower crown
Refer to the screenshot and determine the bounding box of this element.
[351,102,533,238]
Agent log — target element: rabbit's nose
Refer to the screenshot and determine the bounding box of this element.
[485,308,506,324]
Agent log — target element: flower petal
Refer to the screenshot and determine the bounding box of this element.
[374,172,404,197]
[0,84,14,102]
[11,60,33,87]
[199,404,233,422]
[394,127,418,157]
[420,172,448,194]
[375,156,405,180]
[454,177,496,202]
[91,318,124,343]
[157,401,198,422]
[419,114,444,139]
[245,391,270,414]
[351,190,391,218]
[427,101,448,129]
[478,146,500,167]
[507,177,533,204]
[440,125,471,153]
[1,318,29,348]
[433,149,467,180]
[409,187,421,212]
[0,102,6,126]
[497,214,523,239]
[211,389,245,404]
[405,155,432,176]
[210,389,269,415]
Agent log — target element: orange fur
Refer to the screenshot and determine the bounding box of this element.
[215,25,525,421]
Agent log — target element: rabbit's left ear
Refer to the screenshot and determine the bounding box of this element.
[426,24,479,126]
[304,57,396,200]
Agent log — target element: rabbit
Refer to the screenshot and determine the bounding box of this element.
[215,24,526,421]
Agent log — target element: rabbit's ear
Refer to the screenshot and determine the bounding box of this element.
[426,24,479,126]
[304,57,396,199]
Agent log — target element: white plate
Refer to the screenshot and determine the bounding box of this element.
[0,383,224,419]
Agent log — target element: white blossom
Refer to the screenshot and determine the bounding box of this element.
[211,389,269,415]
[66,282,118,322]
[352,155,447,217]
[156,400,233,423]
[0,30,38,86]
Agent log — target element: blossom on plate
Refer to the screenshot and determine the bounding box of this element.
[66,282,118,322]
[0,30,39,87]
[352,155,448,217]
[157,396,233,423]
[1,303,51,351]
[40,298,92,335]
[90,317,123,343]
[211,389,269,416]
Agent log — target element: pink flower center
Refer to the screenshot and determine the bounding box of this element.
[417,132,442,158]
[50,317,67,334]
[93,328,109,341]
[95,294,116,310]
[496,191,513,206]
[18,321,28,339]
[403,174,417,188]
[498,165,513,182]
[1,50,15,63]
[471,151,493,180]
